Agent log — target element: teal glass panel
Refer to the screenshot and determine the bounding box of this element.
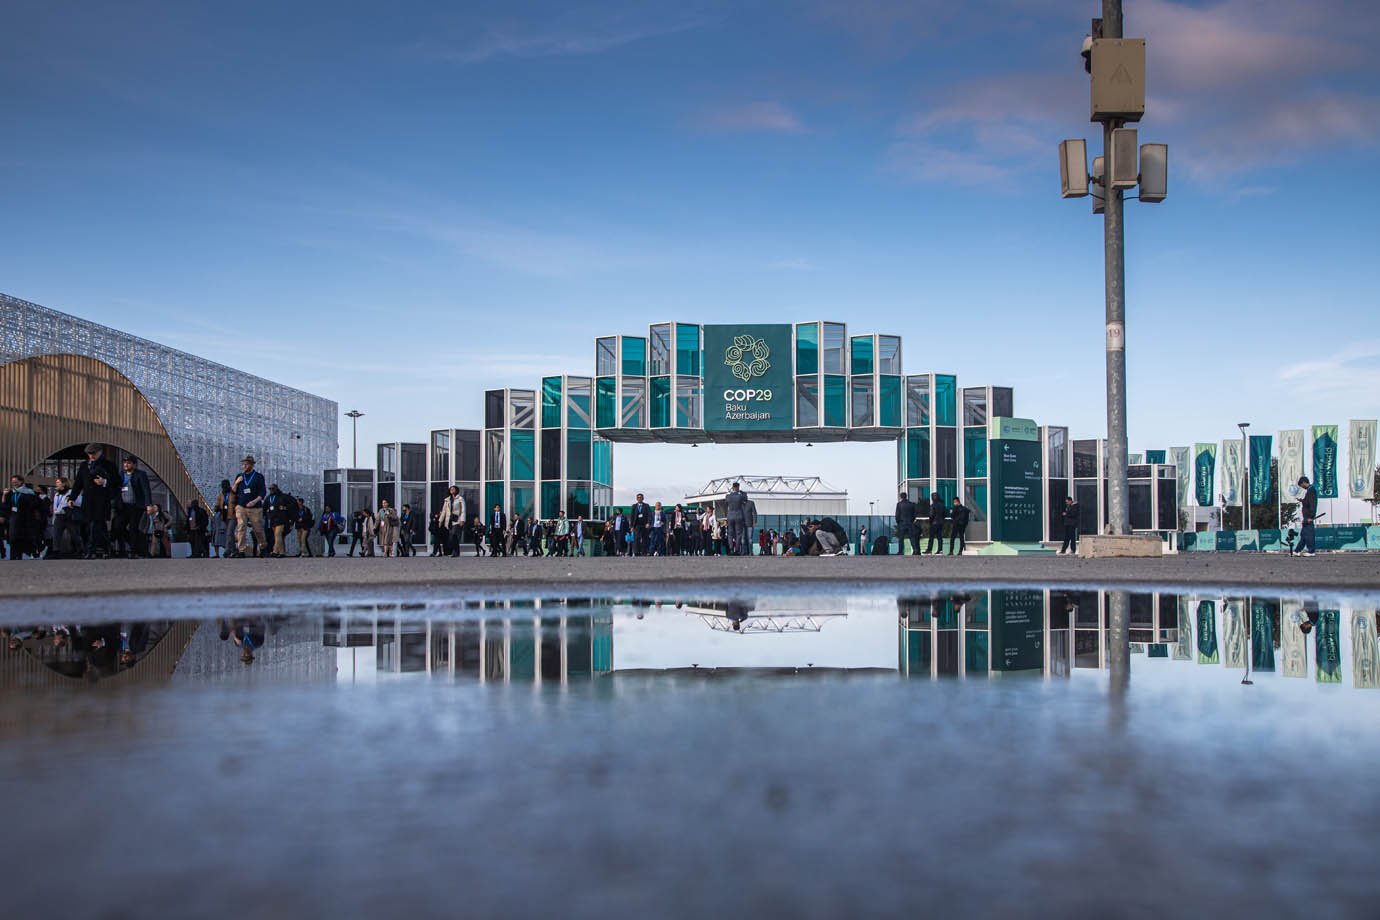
[510,429,535,481]
[966,632,989,673]
[879,376,902,427]
[566,429,592,480]
[675,324,701,376]
[620,336,646,376]
[650,376,671,428]
[566,378,591,429]
[510,628,535,680]
[796,323,819,375]
[851,337,874,375]
[935,375,957,426]
[596,377,616,428]
[936,479,958,506]
[484,482,503,513]
[541,480,561,517]
[823,375,847,427]
[969,483,988,516]
[541,377,562,429]
[566,483,591,518]
[593,439,612,484]
[510,485,534,520]
[964,428,988,478]
[850,376,874,426]
[906,377,930,427]
[906,428,931,480]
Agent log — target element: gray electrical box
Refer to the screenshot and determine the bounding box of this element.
[1090,38,1145,122]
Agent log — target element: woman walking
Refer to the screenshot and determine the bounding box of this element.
[469,516,486,557]
[361,509,377,557]
[211,504,230,559]
[376,500,398,558]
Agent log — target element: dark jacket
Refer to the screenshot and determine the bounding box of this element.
[1062,502,1081,527]
[73,456,119,518]
[631,502,651,528]
[1300,485,1318,524]
[818,517,848,542]
[233,469,266,508]
[489,511,507,532]
[950,504,971,529]
[187,503,210,531]
[895,498,917,525]
[724,490,749,522]
[3,487,42,540]
[399,511,415,540]
[928,495,947,524]
[118,467,152,510]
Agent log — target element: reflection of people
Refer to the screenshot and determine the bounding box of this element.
[726,601,750,632]
[220,618,267,664]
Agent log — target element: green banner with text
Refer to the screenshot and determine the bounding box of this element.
[702,324,795,432]
[1312,424,1339,498]
[1248,435,1273,504]
[1194,443,1216,508]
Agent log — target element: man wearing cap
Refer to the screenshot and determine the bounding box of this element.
[1296,476,1318,557]
[231,455,267,557]
[116,456,153,558]
[71,443,118,558]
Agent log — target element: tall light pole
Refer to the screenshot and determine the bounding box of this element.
[345,410,364,467]
[1101,0,1129,536]
[1238,422,1250,531]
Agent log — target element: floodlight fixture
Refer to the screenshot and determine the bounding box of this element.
[1060,139,1089,198]
[1139,143,1168,202]
[1109,128,1139,190]
[1091,155,1105,215]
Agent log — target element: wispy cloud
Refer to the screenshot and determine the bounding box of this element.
[423,16,704,64]
[693,101,805,134]
[1276,342,1380,401]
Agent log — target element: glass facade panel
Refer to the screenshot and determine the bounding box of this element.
[541,377,562,428]
[566,377,591,429]
[823,375,847,427]
[823,323,846,375]
[620,336,646,376]
[484,481,503,513]
[850,336,874,375]
[566,429,592,480]
[510,485,534,521]
[620,377,646,428]
[906,428,930,480]
[485,391,504,430]
[963,388,987,427]
[484,430,505,480]
[850,376,874,426]
[509,390,535,429]
[596,377,617,428]
[675,376,702,428]
[649,324,672,376]
[650,376,671,428]
[935,427,957,478]
[378,443,396,482]
[934,375,956,426]
[456,430,480,481]
[430,430,449,481]
[795,323,819,375]
[566,483,591,519]
[963,428,987,478]
[1073,439,1099,477]
[991,387,1013,419]
[1130,482,1153,530]
[795,376,819,427]
[592,439,612,484]
[879,376,902,427]
[1046,426,1069,479]
[906,376,930,427]
[675,324,701,376]
[510,429,534,480]
[935,479,958,506]
[964,482,988,518]
[541,429,561,480]
[878,336,901,375]
[596,337,617,376]
[541,480,561,517]
[400,443,426,482]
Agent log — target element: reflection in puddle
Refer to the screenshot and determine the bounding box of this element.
[3,589,1377,690]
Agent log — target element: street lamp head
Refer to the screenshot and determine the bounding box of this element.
[1238,422,1250,429]
[345,410,364,419]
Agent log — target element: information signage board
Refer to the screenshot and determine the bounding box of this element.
[990,589,1044,671]
[989,417,1043,543]
[702,324,794,432]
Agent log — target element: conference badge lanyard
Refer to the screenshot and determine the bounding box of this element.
[122,470,134,504]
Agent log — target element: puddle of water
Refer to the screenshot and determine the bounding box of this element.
[1,585,1377,916]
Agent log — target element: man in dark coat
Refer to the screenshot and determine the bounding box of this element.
[3,475,43,559]
[488,504,507,557]
[72,443,118,558]
[630,493,651,556]
[186,499,211,558]
[924,492,947,555]
[116,456,153,557]
[397,504,415,557]
[894,491,918,556]
[1059,496,1081,555]
[948,498,970,555]
[1296,476,1318,556]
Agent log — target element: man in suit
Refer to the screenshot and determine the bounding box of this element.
[648,502,667,556]
[609,507,630,555]
[894,491,918,556]
[72,443,118,558]
[630,493,651,556]
[3,475,42,560]
[116,456,153,557]
[572,514,586,558]
[1059,496,1081,555]
[924,492,947,555]
[724,482,749,556]
[488,504,507,557]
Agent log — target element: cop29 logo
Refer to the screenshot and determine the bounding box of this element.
[724,334,771,382]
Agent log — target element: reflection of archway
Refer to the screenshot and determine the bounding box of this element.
[0,353,206,510]
[0,622,198,691]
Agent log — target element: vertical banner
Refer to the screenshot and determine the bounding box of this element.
[1220,440,1243,507]
[1315,610,1341,683]
[1280,601,1307,678]
[1196,600,1219,664]
[1250,598,1276,672]
[1193,443,1216,508]
[1171,446,1192,518]
[1174,597,1193,661]
[1278,429,1305,501]
[1248,435,1273,504]
[1352,611,1379,689]
[1222,599,1246,667]
[1349,419,1377,500]
[1145,449,1167,465]
[1311,424,1339,499]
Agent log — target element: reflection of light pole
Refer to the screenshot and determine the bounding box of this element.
[869,500,875,518]
[1238,422,1250,531]
[345,410,364,467]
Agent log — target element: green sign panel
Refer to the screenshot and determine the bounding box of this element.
[702,324,794,432]
[988,417,1042,543]
[990,589,1044,671]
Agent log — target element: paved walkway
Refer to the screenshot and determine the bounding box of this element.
[2,552,1378,598]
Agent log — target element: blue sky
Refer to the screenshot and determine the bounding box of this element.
[3,0,1378,511]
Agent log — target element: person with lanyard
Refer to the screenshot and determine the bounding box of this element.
[318,505,343,557]
[117,456,152,558]
[49,477,79,559]
[488,504,507,557]
[72,443,118,559]
[572,514,585,558]
[231,455,267,558]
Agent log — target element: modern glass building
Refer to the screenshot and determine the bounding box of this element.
[1,292,337,510]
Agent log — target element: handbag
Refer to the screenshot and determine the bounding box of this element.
[625,531,634,544]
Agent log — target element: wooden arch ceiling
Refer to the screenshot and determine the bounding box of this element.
[0,353,208,510]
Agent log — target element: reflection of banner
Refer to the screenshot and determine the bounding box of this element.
[1171,446,1192,516]
[1194,443,1216,508]
[1349,419,1377,500]
[1220,441,1243,506]
[1174,597,1192,661]
[1249,435,1273,504]
[1250,599,1276,672]
[1222,599,1246,667]
[1312,425,1339,499]
[1281,601,1307,678]
[1196,600,1219,664]
[1278,430,1305,502]
[1352,611,1378,689]
[1315,610,1341,683]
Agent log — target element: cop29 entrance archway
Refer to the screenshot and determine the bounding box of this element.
[423,320,1101,547]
